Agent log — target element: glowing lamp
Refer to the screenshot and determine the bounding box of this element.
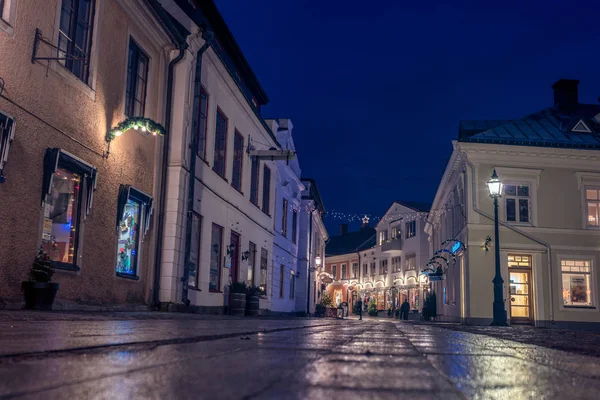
[315,255,322,267]
[487,169,502,197]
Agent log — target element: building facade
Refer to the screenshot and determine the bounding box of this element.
[0,0,181,309]
[426,79,600,330]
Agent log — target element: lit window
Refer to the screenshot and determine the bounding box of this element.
[209,224,223,291]
[341,264,347,279]
[391,226,401,239]
[260,248,268,296]
[332,265,337,279]
[504,184,530,223]
[231,131,244,192]
[370,262,376,276]
[379,259,388,275]
[352,262,358,278]
[247,241,256,285]
[406,254,416,271]
[289,270,295,299]
[41,149,97,270]
[213,109,228,178]
[378,230,388,245]
[586,188,600,228]
[125,39,149,118]
[561,259,593,307]
[406,221,416,238]
[58,0,96,83]
[115,185,153,278]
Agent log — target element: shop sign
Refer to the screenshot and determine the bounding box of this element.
[451,242,461,254]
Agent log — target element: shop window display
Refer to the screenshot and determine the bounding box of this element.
[116,199,141,276]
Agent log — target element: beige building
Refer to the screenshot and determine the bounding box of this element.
[0,0,184,308]
[427,79,600,330]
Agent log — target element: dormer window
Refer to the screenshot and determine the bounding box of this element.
[572,120,592,133]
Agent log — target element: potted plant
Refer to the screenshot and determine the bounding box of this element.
[22,247,59,310]
[229,281,247,316]
[368,298,378,316]
[245,285,260,316]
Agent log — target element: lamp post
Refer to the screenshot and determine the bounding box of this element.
[487,169,508,326]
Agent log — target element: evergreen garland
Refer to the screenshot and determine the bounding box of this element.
[106,117,167,142]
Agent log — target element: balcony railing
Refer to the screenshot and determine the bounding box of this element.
[381,237,402,253]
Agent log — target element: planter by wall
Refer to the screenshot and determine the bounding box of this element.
[230,293,246,316]
[245,295,259,316]
[22,281,59,310]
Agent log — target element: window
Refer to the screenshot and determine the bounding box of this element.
[292,210,298,244]
[197,87,209,159]
[0,0,5,20]
[392,256,402,272]
[406,254,416,271]
[370,262,376,276]
[209,224,223,291]
[0,0,15,33]
[406,221,416,238]
[378,230,388,245]
[379,259,388,275]
[391,226,401,239]
[125,39,149,117]
[187,213,202,288]
[213,109,227,178]
[281,199,288,237]
[443,287,448,305]
[341,264,347,279]
[561,259,593,307]
[115,185,153,279]
[248,241,256,285]
[58,0,96,83]
[279,265,284,298]
[352,262,358,279]
[260,248,268,296]
[363,263,368,276]
[41,148,97,270]
[289,270,295,299]
[0,111,15,179]
[586,188,600,228]
[262,165,271,215]
[250,157,259,206]
[232,131,244,192]
[331,265,337,279]
[504,184,530,223]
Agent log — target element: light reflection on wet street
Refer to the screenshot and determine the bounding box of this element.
[1,314,600,399]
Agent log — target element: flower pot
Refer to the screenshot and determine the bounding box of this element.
[22,281,59,311]
[245,295,259,316]
[229,292,246,316]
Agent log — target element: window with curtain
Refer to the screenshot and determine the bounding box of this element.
[213,109,227,178]
[125,38,149,118]
[58,0,96,83]
[231,131,244,192]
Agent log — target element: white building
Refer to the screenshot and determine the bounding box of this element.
[158,0,282,313]
[426,79,600,330]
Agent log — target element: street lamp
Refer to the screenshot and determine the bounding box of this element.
[315,255,322,268]
[487,169,507,326]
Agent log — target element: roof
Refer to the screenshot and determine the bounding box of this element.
[301,178,326,215]
[459,104,600,149]
[395,201,432,212]
[326,228,376,257]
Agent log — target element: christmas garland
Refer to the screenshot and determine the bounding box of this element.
[106,117,167,142]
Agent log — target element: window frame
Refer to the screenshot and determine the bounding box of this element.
[250,157,260,206]
[212,108,228,179]
[341,264,347,279]
[248,241,256,286]
[0,110,15,179]
[259,247,268,297]
[584,186,600,229]
[370,262,376,277]
[331,264,337,279]
[352,262,358,279]
[197,86,209,160]
[231,130,244,192]
[261,165,271,215]
[0,0,17,35]
[279,265,285,298]
[363,263,368,277]
[405,221,416,239]
[291,209,298,244]
[187,212,202,289]
[379,259,388,275]
[209,223,223,292]
[124,38,150,118]
[558,255,598,310]
[289,269,295,299]
[57,0,96,83]
[503,183,531,224]
[281,198,288,237]
[406,254,416,271]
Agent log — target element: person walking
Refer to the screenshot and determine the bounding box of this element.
[356,298,363,320]
[400,299,410,320]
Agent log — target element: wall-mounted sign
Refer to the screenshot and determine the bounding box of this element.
[451,242,461,254]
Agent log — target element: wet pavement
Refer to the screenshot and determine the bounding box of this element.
[0,312,600,399]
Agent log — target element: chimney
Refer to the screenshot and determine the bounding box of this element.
[552,79,579,112]
[340,224,348,235]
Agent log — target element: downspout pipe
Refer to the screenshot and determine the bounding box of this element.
[306,211,313,315]
[181,31,215,306]
[153,41,189,309]
[458,150,554,323]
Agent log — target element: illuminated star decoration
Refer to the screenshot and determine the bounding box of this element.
[362,215,370,224]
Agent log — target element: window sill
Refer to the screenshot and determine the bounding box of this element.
[564,305,596,309]
[116,273,139,281]
[53,262,80,272]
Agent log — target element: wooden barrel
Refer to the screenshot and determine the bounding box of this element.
[230,293,246,316]
[245,295,259,316]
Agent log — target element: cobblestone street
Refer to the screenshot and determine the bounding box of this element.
[0,312,600,399]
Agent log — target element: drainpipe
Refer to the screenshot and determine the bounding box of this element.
[181,31,215,306]
[306,211,313,315]
[153,42,189,309]
[458,150,554,324]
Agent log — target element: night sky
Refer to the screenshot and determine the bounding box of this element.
[214,0,600,234]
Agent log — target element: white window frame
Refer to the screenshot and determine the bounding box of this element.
[557,254,598,312]
[494,167,541,227]
[0,0,16,36]
[341,263,347,279]
[575,173,600,230]
[502,182,531,224]
[584,186,600,229]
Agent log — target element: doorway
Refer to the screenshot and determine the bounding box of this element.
[230,232,240,283]
[508,254,533,324]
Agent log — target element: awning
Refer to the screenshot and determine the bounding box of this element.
[116,184,153,235]
[42,148,97,216]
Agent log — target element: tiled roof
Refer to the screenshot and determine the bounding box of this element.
[326,228,376,257]
[459,105,600,149]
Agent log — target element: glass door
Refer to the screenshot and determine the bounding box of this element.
[509,270,531,323]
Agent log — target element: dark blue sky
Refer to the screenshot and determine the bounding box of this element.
[214,0,600,234]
